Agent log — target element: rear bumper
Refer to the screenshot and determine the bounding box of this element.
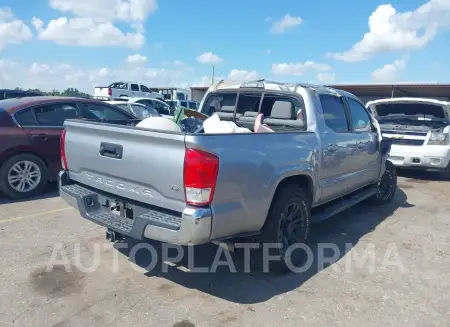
[388,145,450,171]
[58,171,212,245]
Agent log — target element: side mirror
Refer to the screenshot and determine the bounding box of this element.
[380,138,392,156]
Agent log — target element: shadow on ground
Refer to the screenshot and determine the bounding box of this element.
[0,182,58,205]
[397,168,449,182]
[115,188,413,304]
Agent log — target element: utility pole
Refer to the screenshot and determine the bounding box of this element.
[212,65,215,85]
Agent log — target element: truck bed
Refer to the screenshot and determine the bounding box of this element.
[62,119,318,243]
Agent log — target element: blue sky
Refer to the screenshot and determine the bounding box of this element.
[0,0,449,92]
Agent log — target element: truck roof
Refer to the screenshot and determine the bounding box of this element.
[210,79,360,100]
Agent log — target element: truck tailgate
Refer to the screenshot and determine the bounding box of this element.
[94,87,109,97]
[63,120,186,212]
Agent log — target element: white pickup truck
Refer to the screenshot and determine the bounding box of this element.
[93,82,164,101]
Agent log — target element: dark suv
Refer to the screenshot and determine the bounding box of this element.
[0,96,137,199]
[0,89,43,100]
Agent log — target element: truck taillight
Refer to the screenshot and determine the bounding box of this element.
[183,148,219,207]
[60,129,68,170]
[107,88,112,96]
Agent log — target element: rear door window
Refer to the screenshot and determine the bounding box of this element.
[14,108,38,126]
[78,102,133,120]
[130,84,139,92]
[319,95,350,133]
[33,103,80,126]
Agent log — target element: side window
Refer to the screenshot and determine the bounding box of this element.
[115,103,132,113]
[33,103,80,126]
[188,101,197,109]
[180,101,188,108]
[347,98,372,132]
[79,103,133,120]
[319,95,350,133]
[14,108,38,126]
[202,93,237,116]
[140,85,150,92]
[236,93,262,115]
[130,84,139,92]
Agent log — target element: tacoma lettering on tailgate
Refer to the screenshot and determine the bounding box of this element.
[85,173,153,197]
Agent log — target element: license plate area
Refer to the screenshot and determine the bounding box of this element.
[110,200,134,220]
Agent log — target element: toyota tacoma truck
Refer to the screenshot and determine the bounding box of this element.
[59,80,396,272]
[366,97,450,178]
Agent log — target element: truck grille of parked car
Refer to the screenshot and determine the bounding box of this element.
[390,138,424,146]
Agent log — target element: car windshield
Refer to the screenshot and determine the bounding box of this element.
[129,104,161,118]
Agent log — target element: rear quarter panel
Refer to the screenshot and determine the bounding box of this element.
[186,132,319,240]
[0,127,33,163]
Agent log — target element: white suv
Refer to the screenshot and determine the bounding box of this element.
[367,97,450,178]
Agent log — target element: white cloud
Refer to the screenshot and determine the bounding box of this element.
[173,60,184,66]
[32,0,157,48]
[32,17,145,48]
[316,72,336,84]
[0,7,32,50]
[197,52,223,64]
[0,59,193,93]
[330,0,450,62]
[371,58,408,82]
[126,53,147,64]
[49,0,157,23]
[228,69,259,81]
[270,14,302,34]
[272,61,331,76]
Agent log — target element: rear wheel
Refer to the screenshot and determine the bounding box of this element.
[369,160,397,205]
[442,162,450,180]
[259,185,311,274]
[0,154,48,199]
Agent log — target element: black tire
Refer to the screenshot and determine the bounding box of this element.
[369,160,397,205]
[259,184,311,274]
[0,153,48,199]
[441,162,450,180]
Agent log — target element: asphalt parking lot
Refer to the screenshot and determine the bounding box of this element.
[0,172,449,327]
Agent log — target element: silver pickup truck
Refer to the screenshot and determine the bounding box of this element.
[59,80,396,272]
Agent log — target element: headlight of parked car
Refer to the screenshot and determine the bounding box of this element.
[427,132,449,145]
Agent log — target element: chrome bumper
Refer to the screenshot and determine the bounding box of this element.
[58,171,212,245]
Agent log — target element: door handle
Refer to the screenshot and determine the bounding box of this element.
[30,134,48,141]
[327,144,338,152]
[99,142,123,159]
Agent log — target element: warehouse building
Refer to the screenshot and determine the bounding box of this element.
[190,83,450,104]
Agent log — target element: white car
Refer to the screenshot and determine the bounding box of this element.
[93,82,164,101]
[127,97,173,118]
[103,101,161,119]
[366,97,450,178]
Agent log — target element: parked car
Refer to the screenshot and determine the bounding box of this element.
[104,100,162,119]
[0,96,137,199]
[93,82,164,101]
[127,97,172,118]
[0,89,43,100]
[59,80,397,273]
[366,97,450,178]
